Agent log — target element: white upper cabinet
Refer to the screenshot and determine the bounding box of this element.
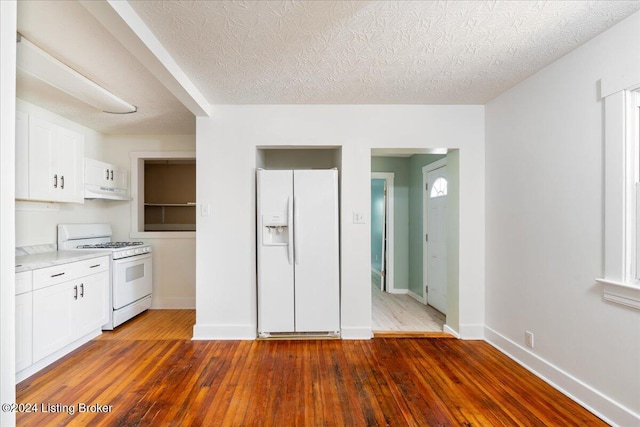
[85,158,129,200]
[54,126,84,203]
[16,112,84,204]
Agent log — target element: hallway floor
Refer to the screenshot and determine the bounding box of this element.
[371,284,445,332]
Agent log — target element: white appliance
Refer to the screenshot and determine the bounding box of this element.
[57,223,152,330]
[257,169,340,338]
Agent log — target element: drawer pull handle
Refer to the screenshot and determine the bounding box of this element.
[90,264,101,268]
[80,283,84,298]
[74,285,78,300]
[51,272,65,278]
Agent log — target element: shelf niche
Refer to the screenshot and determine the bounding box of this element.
[144,159,196,232]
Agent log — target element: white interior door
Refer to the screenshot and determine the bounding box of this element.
[380,182,387,291]
[293,170,340,332]
[370,178,386,291]
[426,166,448,314]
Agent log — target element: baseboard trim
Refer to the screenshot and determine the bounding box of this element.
[388,288,408,295]
[443,324,459,338]
[485,326,639,427]
[458,324,484,340]
[408,289,426,304]
[192,323,256,340]
[340,326,373,340]
[151,297,195,309]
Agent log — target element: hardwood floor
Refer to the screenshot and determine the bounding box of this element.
[15,310,605,426]
[372,284,445,332]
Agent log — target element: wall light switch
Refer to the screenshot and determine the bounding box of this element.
[353,212,365,224]
[201,203,210,217]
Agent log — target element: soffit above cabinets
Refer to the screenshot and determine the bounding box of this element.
[16,0,194,135]
[128,0,640,105]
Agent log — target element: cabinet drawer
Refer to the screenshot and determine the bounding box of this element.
[76,256,109,276]
[33,256,110,290]
[15,271,33,295]
[33,263,80,290]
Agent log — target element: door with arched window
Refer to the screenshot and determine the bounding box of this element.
[425,165,448,314]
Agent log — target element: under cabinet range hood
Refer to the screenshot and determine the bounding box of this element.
[84,158,130,201]
[84,184,129,201]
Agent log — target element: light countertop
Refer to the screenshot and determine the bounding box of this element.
[16,250,111,273]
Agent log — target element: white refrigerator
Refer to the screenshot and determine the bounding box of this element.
[257,169,340,337]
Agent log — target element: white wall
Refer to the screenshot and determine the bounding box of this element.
[194,105,484,339]
[0,2,17,426]
[485,11,640,426]
[103,135,196,309]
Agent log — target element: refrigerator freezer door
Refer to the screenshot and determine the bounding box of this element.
[293,170,340,332]
[257,170,295,333]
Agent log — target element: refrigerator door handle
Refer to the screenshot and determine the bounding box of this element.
[287,196,293,265]
[294,195,300,265]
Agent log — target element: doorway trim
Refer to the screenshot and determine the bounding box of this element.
[371,172,395,293]
[422,158,447,306]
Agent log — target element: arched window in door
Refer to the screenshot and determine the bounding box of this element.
[430,177,447,198]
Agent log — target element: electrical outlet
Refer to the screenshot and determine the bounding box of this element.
[201,203,210,217]
[352,212,365,224]
[525,331,534,349]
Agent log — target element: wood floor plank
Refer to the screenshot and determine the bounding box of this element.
[16,310,607,426]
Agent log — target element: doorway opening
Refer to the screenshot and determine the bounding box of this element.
[370,150,450,334]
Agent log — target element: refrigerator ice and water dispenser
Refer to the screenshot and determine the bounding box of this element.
[262,214,289,245]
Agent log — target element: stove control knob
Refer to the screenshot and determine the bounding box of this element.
[127,250,133,256]
[115,251,122,258]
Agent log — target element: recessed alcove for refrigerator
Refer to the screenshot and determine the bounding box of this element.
[256,147,341,170]
[255,147,342,338]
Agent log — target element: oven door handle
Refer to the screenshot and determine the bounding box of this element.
[112,252,152,264]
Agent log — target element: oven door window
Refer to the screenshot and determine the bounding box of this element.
[126,263,145,282]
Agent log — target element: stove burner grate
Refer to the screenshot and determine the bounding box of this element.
[76,242,144,249]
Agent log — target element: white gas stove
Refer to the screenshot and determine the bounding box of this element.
[57,223,153,330]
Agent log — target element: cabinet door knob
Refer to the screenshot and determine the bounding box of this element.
[53,174,57,188]
[60,175,65,189]
[74,285,78,300]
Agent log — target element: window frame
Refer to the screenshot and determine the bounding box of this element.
[632,91,640,282]
[598,88,640,309]
[129,151,196,239]
[430,177,448,198]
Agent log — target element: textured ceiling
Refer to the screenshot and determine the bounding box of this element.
[129,0,640,104]
[16,0,195,135]
[14,1,640,134]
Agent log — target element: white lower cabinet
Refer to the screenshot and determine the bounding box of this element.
[15,271,33,372]
[32,270,109,363]
[15,293,33,371]
[17,256,110,381]
[75,271,109,338]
